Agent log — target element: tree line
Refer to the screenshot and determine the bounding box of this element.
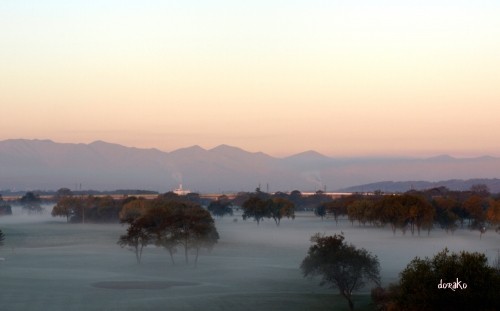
[0,192,44,215]
[319,186,500,237]
[47,185,500,237]
[0,195,12,216]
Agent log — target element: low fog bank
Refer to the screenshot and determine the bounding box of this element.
[0,211,498,310]
[216,213,500,284]
[0,204,63,224]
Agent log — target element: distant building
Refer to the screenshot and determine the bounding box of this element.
[173,184,190,196]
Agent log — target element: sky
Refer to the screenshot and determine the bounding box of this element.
[1,0,499,157]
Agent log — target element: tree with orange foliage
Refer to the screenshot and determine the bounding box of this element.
[486,199,500,233]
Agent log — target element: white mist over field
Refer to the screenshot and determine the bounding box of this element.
[0,206,498,311]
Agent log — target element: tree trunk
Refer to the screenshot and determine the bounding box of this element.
[168,249,175,265]
[139,245,144,264]
[135,246,141,264]
[341,292,354,311]
[194,247,199,268]
[347,297,354,311]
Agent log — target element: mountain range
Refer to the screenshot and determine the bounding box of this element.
[2,139,500,193]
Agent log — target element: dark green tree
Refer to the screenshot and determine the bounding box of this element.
[324,199,349,225]
[375,248,500,311]
[0,196,12,216]
[315,204,327,220]
[121,200,219,266]
[55,188,73,199]
[300,233,380,311]
[119,198,151,223]
[207,199,233,218]
[289,190,304,209]
[268,197,295,226]
[117,217,152,264]
[20,191,43,214]
[143,204,179,265]
[52,196,83,222]
[433,196,459,234]
[0,229,5,247]
[174,204,219,265]
[486,199,500,233]
[242,196,268,225]
[347,199,374,226]
[20,191,40,204]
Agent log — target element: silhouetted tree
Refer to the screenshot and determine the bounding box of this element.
[463,194,488,237]
[231,192,251,208]
[268,197,295,226]
[301,233,380,311]
[52,196,83,222]
[119,198,151,223]
[323,199,349,225]
[0,229,5,247]
[242,196,268,225]
[315,204,327,220]
[486,199,500,233]
[289,190,304,209]
[375,194,435,236]
[118,200,219,266]
[347,199,374,226]
[433,196,459,234]
[0,196,12,216]
[142,204,178,265]
[175,205,219,265]
[20,191,43,214]
[407,195,435,236]
[207,199,233,218]
[302,190,332,211]
[470,184,490,197]
[55,188,73,199]
[20,191,40,204]
[117,217,151,264]
[375,249,500,311]
[376,195,405,235]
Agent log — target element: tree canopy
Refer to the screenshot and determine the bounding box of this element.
[373,248,500,311]
[241,194,295,226]
[118,199,219,266]
[207,198,233,218]
[0,196,12,216]
[300,233,380,311]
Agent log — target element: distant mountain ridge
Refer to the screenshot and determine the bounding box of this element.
[2,139,500,193]
[339,179,500,193]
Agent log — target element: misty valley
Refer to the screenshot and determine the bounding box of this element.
[0,188,499,311]
[4,0,500,309]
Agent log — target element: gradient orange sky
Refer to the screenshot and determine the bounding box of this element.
[1,1,499,157]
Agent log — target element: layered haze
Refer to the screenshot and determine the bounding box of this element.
[2,139,500,193]
[0,207,498,310]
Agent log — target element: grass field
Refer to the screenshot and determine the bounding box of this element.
[0,205,498,310]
